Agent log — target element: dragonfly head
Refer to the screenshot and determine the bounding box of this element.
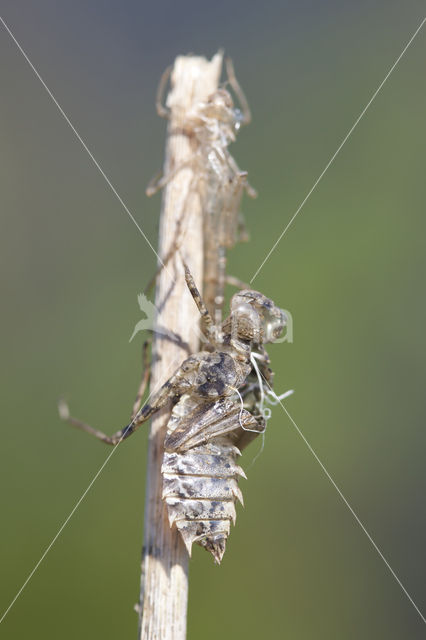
[201,89,242,141]
[227,290,286,345]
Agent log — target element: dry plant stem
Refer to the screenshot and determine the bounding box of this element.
[138,53,223,640]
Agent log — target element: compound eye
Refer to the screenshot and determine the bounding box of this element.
[265,309,286,342]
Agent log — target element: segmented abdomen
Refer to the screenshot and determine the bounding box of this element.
[162,440,246,564]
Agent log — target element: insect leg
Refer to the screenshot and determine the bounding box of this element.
[226,154,257,200]
[225,274,250,290]
[106,357,202,443]
[244,181,257,199]
[144,175,198,295]
[155,64,172,119]
[143,219,184,296]
[131,340,151,419]
[58,400,118,444]
[58,395,155,446]
[146,158,193,197]
[225,57,251,126]
[182,260,217,344]
[59,357,200,445]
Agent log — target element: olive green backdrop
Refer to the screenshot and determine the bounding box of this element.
[1,2,425,638]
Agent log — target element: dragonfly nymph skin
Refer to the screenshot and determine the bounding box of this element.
[149,59,256,322]
[163,410,244,562]
[60,266,286,563]
[162,393,262,564]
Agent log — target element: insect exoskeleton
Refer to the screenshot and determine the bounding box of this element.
[157,287,286,564]
[60,263,287,564]
[161,393,261,564]
[148,59,256,322]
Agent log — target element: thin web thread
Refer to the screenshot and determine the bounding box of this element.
[261,374,426,626]
[0,355,182,625]
[250,16,426,283]
[0,15,172,283]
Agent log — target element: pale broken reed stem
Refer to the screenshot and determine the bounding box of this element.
[138,53,223,640]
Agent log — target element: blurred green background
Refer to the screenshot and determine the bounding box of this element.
[1,2,425,638]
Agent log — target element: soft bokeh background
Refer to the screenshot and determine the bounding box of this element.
[1,2,425,638]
